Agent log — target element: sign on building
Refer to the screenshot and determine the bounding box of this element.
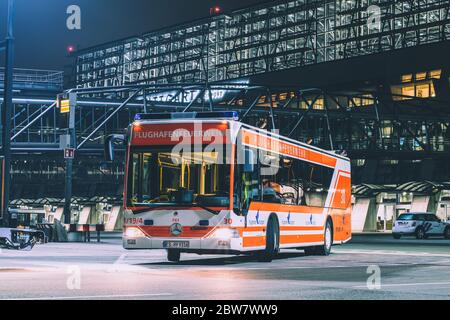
[64,148,75,159]
[57,92,77,115]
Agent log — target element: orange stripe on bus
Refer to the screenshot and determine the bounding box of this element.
[243,236,266,247]
[249,202,324,214]
[280,234,324,244]
[280,226,323,231]
[243,234,324,248]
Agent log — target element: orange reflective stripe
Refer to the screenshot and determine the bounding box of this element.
[249,202,324,214]
[280,226,323,231]
[280,234,324,244]
[243,236,266,247]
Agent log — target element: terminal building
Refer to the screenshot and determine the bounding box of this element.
[4,0,450,232]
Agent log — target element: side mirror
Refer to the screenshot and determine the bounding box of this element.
[104,134,126,162]
[243,148,255,173]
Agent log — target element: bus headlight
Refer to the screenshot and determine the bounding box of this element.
[124,227,146,239]
[209,228,239,240]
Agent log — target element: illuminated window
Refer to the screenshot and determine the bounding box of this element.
[402,85,415,98]
[430,70,442,79]
[352,94,374,107]
[392,81,436,101]
[300,98,324,110]
[415,72,427,81]
[416,84,430,98]
[402,74,413,83]
[313,98,324,110]
[382,121,393,138]
[300,98,325,110]
[352,159,366,167]
[279,93,288,101]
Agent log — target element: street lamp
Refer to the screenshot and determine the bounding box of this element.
[1,0,15,227]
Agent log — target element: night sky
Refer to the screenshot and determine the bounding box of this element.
[0,0,268,71]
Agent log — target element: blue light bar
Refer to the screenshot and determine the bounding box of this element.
[134,111,239,121]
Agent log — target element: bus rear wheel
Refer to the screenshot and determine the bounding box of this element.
[257,217,279,263]
[167,249,181,263]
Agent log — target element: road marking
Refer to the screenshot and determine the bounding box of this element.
[335,249,450,258]
[184,262,415,272]
[106,253,128,273]
[353,281,450,289]
[6,293,173,300]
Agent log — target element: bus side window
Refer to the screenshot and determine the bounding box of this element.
[303,162,333,208]
[262,154,334,208]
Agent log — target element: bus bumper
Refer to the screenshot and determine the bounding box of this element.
[123,235,242,252]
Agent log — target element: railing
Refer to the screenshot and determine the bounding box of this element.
[0,68,63,91]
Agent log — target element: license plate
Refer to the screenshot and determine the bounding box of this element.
[163,241,190,249]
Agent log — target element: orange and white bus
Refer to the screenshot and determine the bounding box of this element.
[121,112,351,262]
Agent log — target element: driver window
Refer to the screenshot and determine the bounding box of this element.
[234,146,261,213]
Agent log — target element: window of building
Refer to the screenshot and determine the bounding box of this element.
[416,83,430,98]
[351,94,374,107]
[401,70,442,83]
[415,72,427,81]
[430,69,442,79]
[392,81,436,101]
[382,121,393,138]
[352,159,366,167]
[402,85,416,98]
[301,97,324,110]
[402,74,413,83]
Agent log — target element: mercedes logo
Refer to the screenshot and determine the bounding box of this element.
[170,223,183,236]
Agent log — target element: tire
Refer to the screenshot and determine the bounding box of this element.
[415,227,426,240]
[257,217,280,263]
[444,227,450,239]
[393,234,401,240]
[304,220,333,256]
[315,219,333,256]
[167,249,181,263]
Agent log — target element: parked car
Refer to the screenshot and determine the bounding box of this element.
[392,213,450,240]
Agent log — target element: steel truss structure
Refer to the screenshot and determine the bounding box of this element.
[7,82,450,193]
[74,0,450,88]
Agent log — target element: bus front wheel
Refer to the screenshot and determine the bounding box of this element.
[257,216,280,263]
[316,220,333,256]
[167,249,181,263]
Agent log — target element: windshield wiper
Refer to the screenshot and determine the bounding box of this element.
[193,204,221,215]
[133,203,177,210]
[134,202,221,215]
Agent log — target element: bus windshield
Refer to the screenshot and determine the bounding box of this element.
[127,146,231,209]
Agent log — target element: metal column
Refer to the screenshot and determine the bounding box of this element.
[1,0,15,227]
[63,94,77,224]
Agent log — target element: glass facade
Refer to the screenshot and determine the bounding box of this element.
[74,0,450,88]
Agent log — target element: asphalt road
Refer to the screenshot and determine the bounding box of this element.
[1,236,450,300]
